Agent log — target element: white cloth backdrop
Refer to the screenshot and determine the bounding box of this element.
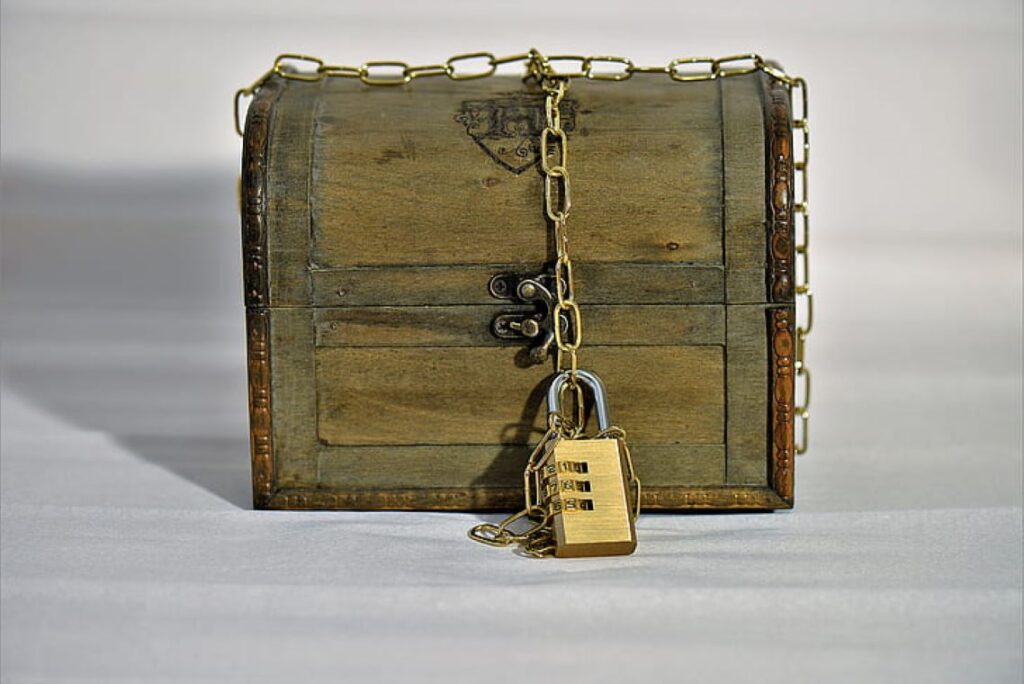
[2,1,1021,682]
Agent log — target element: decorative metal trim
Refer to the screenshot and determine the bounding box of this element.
[242,79,281,308]
[247,309,274,507]
[763,75,795,303]
[761,73,796,505]
[242,78,282,508]
[770,308,795,503]
[488,270,566,364]
[263,485,791,511]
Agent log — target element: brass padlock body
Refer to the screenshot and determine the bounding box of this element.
[542,437,637,558]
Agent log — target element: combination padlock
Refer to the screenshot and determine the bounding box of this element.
[537,370,639,558]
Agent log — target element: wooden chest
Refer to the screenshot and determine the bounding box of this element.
[240,70,796,511]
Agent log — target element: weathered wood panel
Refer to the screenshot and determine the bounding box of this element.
[721,75,767,304]
[314,304,725,347]
[268,308,318,487]
[317,444,725,490]
[725,305,769,484]
[308,76,723,268]
[266,80,316,307]
[311,263,724,307]
[315,346,724,445]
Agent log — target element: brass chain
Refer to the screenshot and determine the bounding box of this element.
[234,48,814,468]
[467,413,640,556]
[789,77,812,454]
[469,423,561,557]
[528,52,584,422]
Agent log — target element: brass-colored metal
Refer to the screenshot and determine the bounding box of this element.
[545,438,637,558]
[359,61,412,86]
[273,53,323,80]
[599,425,641,523]
[529,61,584,394]
[466,370,640,557]
[713,53,763,77]
[467,426,561,555]
[668,57,716,82]
[552,300,582,351]
[445,51,497,80]
[583,56,634,81]
[539,127,569,176]
[232,68,273,135]
[544,55,589,78]
[556,378,586,436]
[319,64,361,78]
[787,77,811,455]
[404,63,447,79]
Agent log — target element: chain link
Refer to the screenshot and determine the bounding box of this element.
[530,65,585,403]
[789,77,811,454]
[468,424,561,554]
[234,48,813,458]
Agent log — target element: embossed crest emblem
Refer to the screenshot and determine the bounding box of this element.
[455,93,578,174]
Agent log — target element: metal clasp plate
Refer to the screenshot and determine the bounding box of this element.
[488,271,568,364]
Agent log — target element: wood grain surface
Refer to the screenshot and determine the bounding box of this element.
[242,70,795,511]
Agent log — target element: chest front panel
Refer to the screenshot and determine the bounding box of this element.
[243,73,795,511]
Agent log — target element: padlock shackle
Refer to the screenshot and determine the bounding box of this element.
[546,369,612,431]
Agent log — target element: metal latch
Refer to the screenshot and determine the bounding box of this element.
[488,271,568,365]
